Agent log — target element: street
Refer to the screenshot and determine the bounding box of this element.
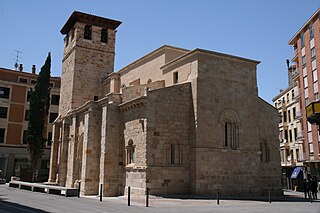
[0,184,319,213]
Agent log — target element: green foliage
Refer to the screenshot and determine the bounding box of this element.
[26,53,51,180]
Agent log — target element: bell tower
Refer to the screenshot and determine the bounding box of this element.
[59,11,121,117]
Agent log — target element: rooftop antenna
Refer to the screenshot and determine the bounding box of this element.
[13,49,22,70]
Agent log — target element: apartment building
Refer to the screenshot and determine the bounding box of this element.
[273,65,304,189]
[288,8,320,178]
[0,65,60,181]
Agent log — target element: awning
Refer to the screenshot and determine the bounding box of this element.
[290,167,303,179]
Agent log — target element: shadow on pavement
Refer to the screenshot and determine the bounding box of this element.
[0,197,49,213]
[157,190,320,203]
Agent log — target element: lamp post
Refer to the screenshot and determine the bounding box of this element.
[305,101,320,180]
[306,101,320,180]
[306,101,320,134]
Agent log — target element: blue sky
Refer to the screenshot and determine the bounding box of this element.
[0,0,319,103]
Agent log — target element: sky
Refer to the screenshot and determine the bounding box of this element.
[0,0,319,103]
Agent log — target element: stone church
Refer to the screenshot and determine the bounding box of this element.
[48,11,282,197]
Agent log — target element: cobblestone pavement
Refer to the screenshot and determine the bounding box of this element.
[0,184,319,213]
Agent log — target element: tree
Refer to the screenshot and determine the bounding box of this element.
[27,53,51,182]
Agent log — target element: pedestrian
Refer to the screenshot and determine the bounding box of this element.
[310,176,318,200]
[303,178,309,199]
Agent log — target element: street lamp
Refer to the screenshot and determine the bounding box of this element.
[306,101,320,133]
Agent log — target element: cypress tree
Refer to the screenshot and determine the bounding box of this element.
[27,53,51,182]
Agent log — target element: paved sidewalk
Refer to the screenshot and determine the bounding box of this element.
[0,184,319,213]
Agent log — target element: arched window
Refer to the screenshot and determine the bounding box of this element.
[126,140,135,165]
[224,120,239,149]
[219,109,240,150]
[260,140,270,162]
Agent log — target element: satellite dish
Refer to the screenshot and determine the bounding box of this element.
[14,62,18,70]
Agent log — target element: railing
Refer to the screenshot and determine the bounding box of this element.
[280,140,289,148]
[279,122,283,128]
[294,90,301,99]
[276,98,294,109]
[291,69,300,79]
[294,110,303,120]
[278,101,287,109]
[298,153,306,161]
[281,161,295,167]
[296,131,304,140]
[276,100,283,109]
[292,49,298,61]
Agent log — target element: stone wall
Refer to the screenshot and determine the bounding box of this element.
[162,55,198,86]
[195,150,262,195]
[258,98,283,196]
[81,103,102,195]
[58,119,70,186]
[59,50,75,117]
[193,52,277,196]
[145,83,193,195]
[121,83,193,196]
[60,22,116,117]
[119,46,188,88]
[99,94,122,196]
[121,80,165,102]
[121,97,147,195]
[65,115,77,188]
[48,122,60,182]
[119,50,166,87]
[72,45,114,106]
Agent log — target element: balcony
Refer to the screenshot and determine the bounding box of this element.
[276,101,287,112]
[296,131,304,140]
[292,49,298,62]
[281,161,295,167]
[280,139,290,148]
[297,153,306,162]
[291,69,300,80]
[290,143,299,149]
[279,122,283,128]
[278,101,287,110]
[293,90,301,100]
[294,110,303,120]
[281,155,295,167]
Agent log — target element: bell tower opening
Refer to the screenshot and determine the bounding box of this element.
[59,11,122,117]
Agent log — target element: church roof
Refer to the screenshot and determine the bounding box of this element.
[117,45,189,74]
[161,48,260,71]
[60,11,122,35]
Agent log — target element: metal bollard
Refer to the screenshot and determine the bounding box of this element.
[217,189,220,205]
[100,184,103,202]
[78,181,81,198]
[128,187,131,206]
[268,189,271,203]
[146,188,149,207]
